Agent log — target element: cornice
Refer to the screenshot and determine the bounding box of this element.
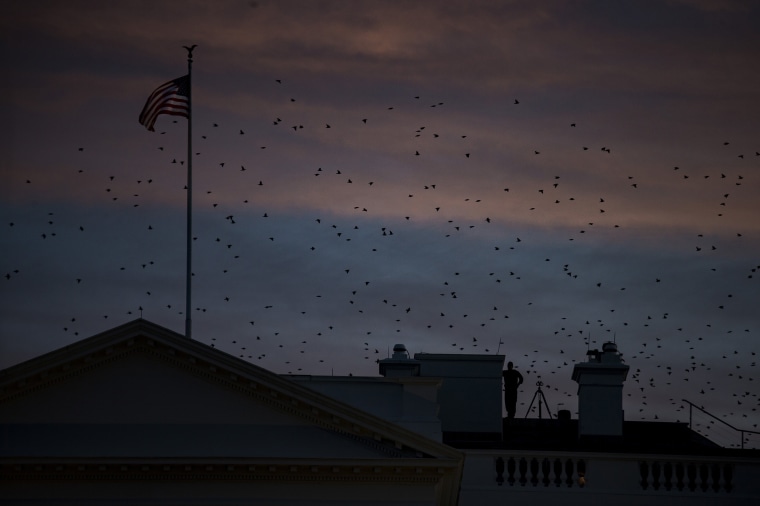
[1,457,459,484]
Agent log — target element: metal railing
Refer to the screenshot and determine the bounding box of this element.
[682,399,760,450]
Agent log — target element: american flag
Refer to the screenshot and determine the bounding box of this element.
[139,75,189,132]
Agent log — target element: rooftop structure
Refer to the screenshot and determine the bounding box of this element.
[2,320,758,505]
[571,341,630,438]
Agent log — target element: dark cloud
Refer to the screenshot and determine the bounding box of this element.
[2,0,759,446]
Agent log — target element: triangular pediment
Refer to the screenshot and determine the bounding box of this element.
[0,319,461,462]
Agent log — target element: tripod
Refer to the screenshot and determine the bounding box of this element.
[524,380,553,419]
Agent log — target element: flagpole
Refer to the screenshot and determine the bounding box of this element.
[184,45,196,339]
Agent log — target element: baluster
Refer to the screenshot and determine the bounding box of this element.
[564,458,574,487]
[577,459,586,488]
[663,462,673,491]
[553,458,562,487]
[651,461,661,491]
[541,458,551,487]
[518,457,528,486]
[711,463,720,492]
[699,463,709,492]
[675,462,685,491]
[723,464,733,493]
[687,463,697,492]
[530,458,539,487]
[495,457,504,486]
[507,457,516,486]
[639,461,649,490]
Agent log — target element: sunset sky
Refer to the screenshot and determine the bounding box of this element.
[2,1,759,446]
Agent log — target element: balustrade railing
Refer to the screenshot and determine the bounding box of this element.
[490,454,744,494]
[639,460,733,493]
[494,456,585,488]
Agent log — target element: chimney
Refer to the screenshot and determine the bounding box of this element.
[378,344,421,377]
[413,352,505,440]
[571,342,629,437]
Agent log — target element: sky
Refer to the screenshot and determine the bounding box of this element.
[1,0,759,448]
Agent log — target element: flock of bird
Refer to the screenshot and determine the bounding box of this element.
[4,76,759,448]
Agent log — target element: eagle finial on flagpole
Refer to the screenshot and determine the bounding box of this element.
[183,44,197,60]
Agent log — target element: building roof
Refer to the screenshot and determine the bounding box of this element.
[445,417,760,457]
[0,319,464,506]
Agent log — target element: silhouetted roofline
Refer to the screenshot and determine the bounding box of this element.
[446,418,759,457]
[0,318,464,465]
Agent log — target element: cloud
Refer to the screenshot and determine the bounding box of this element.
[2,0,758,438]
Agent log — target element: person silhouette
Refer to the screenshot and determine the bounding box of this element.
[502,361,523,419]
